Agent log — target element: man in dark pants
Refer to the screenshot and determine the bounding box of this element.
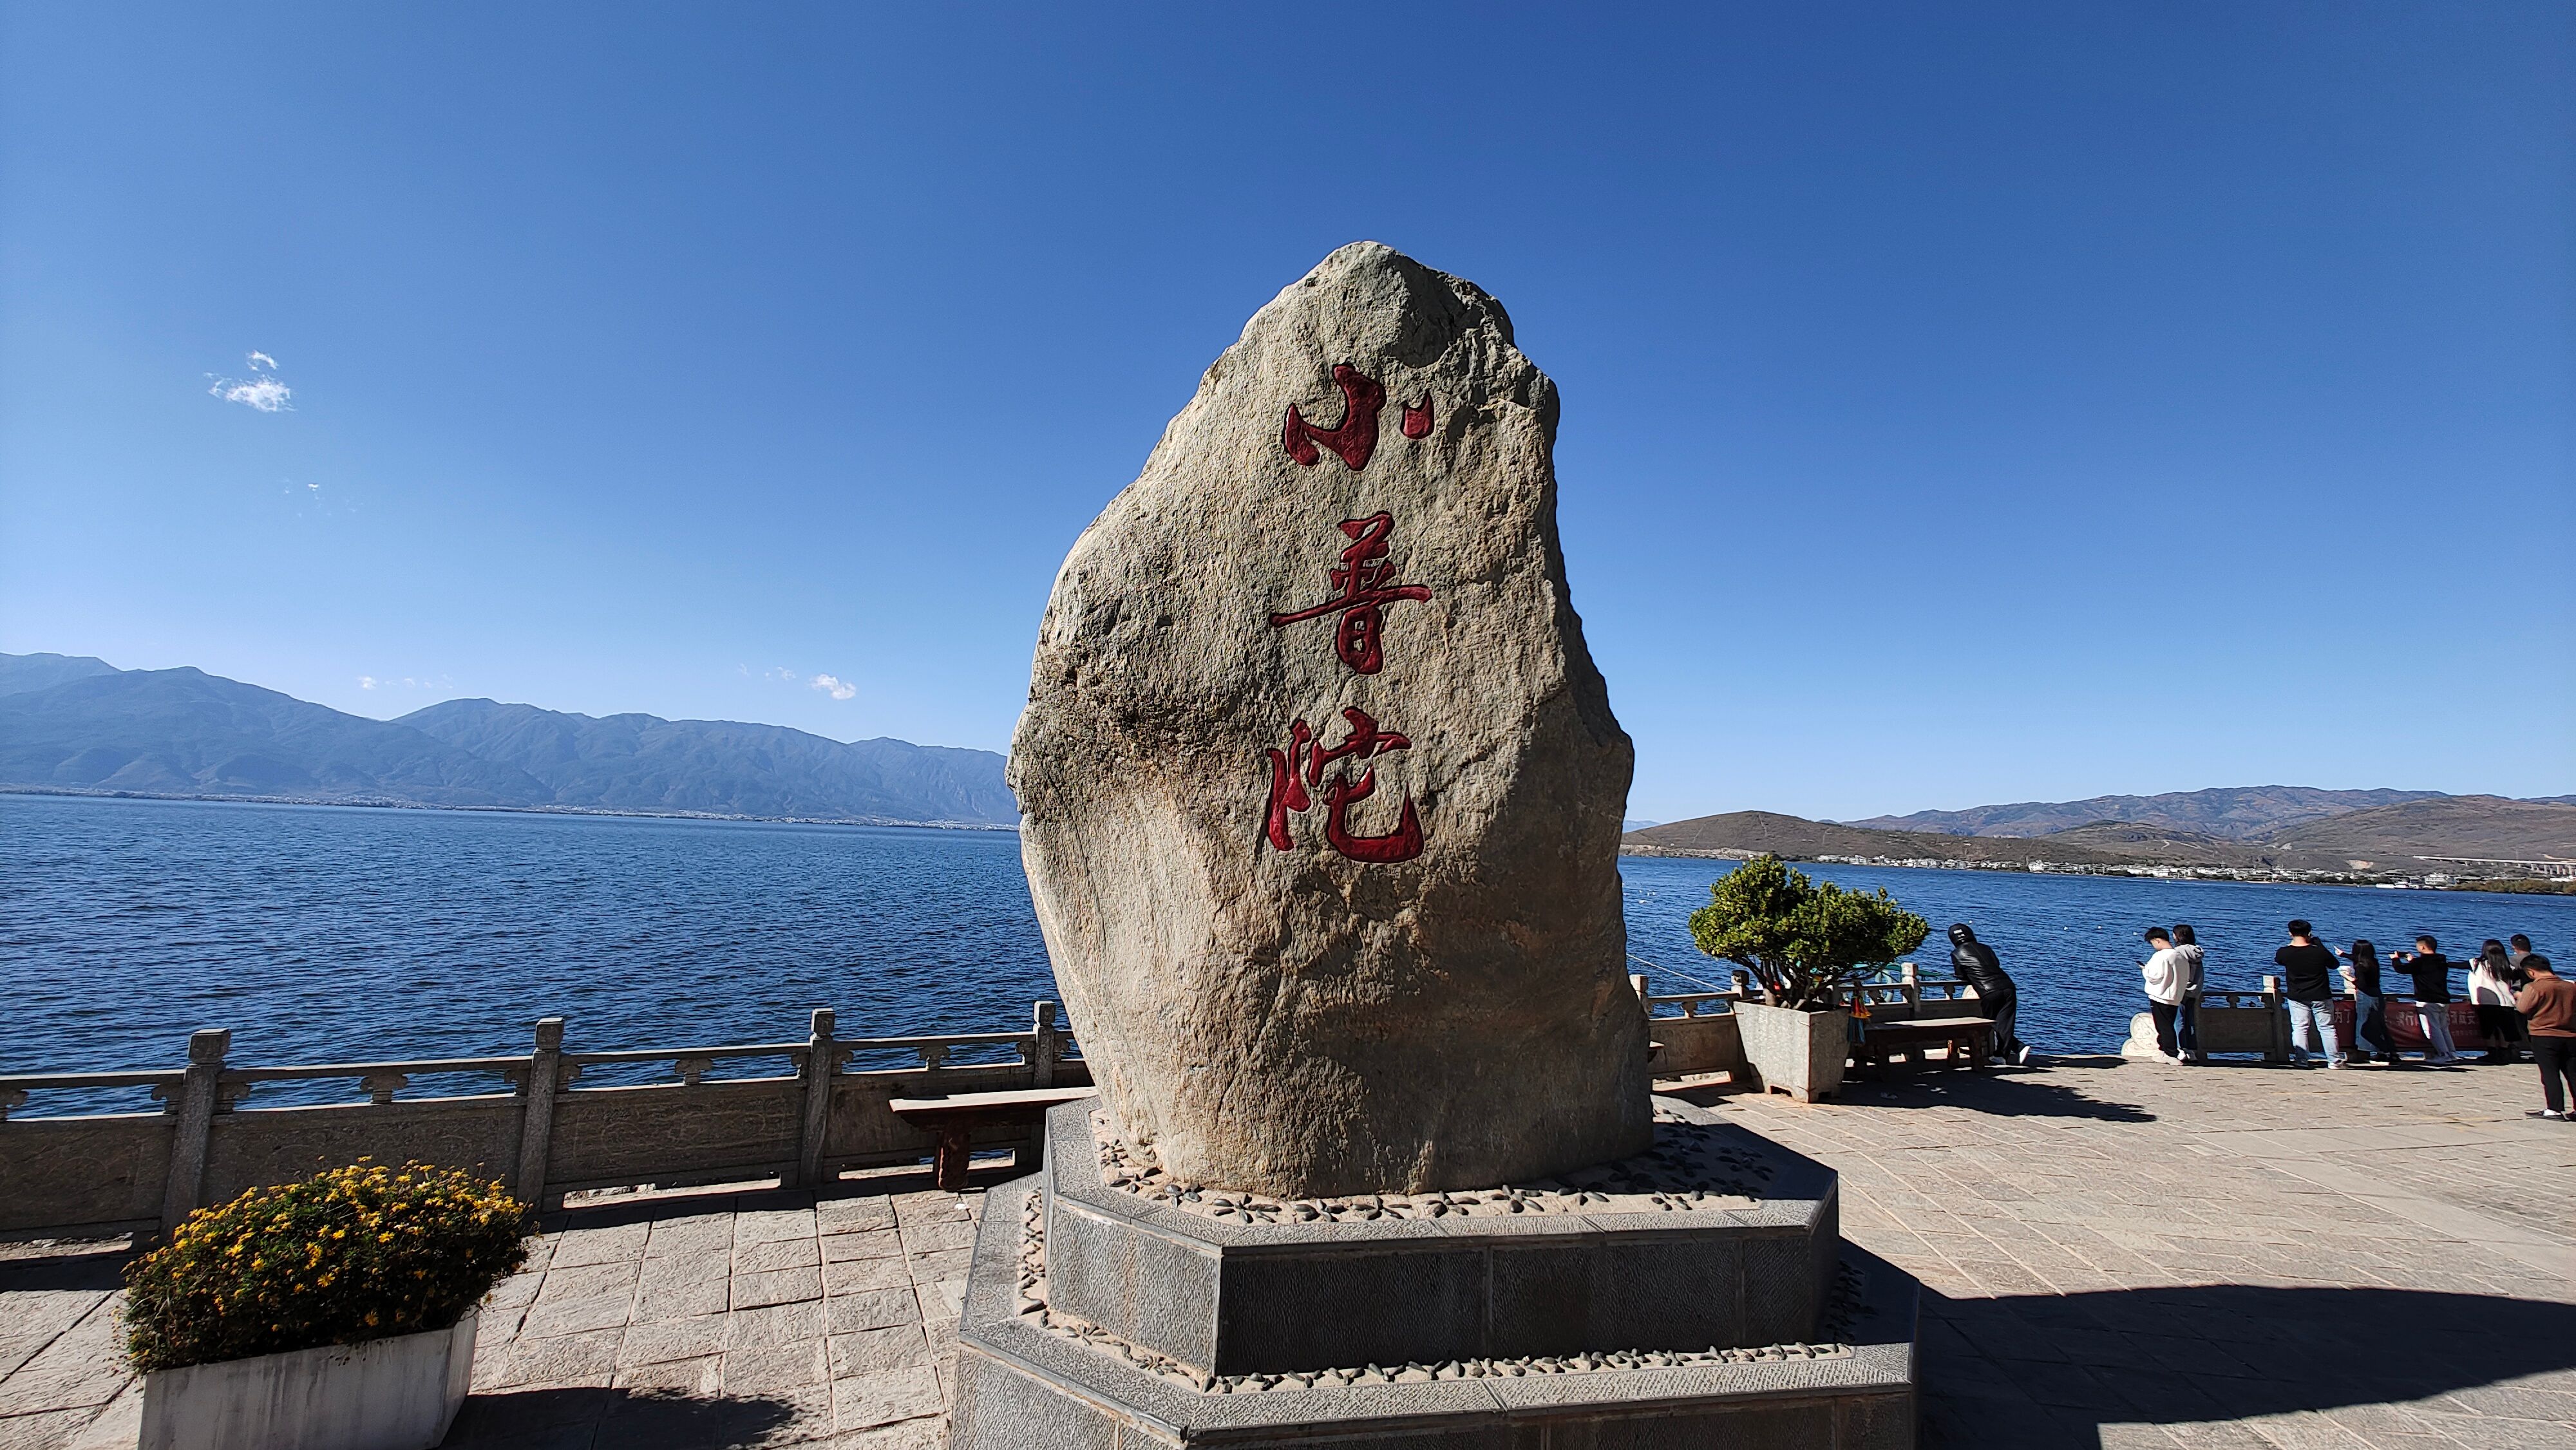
[2514,956,2575,1119]
[1949,923,2032,1066]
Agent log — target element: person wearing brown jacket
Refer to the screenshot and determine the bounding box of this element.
[2513,956,2575,1120]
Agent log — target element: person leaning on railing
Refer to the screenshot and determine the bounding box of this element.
[2469,941,2528,1066]
[2139,929,2191,1064]
[1947,923,2033,1066]
[2170,925,2206,1062]
[2339,939,2389,1066]
[2274,920,2347,1069]
[2389,936,2463,1067]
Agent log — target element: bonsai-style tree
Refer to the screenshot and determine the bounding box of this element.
[1686,854,1931,1011]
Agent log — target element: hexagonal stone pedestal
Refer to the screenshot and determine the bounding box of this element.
[951,1097,1917,1448]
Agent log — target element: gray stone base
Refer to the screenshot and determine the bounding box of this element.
[952,1154,1918,1447]
[1040,1097,1842,1375]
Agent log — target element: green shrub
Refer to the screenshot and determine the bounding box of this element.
[1687,854,1930,1011]
[124,1161,529,1372]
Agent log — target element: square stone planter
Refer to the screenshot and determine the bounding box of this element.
[138,1308,477,1450]
[1733,1001,1850,1103]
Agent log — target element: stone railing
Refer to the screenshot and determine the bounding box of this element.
[1645,967,2400,1073]
[1640,963,1987,1078]
[0,1003,1086,1242]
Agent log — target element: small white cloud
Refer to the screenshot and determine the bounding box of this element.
[357,675,379,690]
[211,352,292,411]
[211,376,292,412]
[810,673,857,701]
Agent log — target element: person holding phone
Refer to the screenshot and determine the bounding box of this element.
[2389,936,2461,1067]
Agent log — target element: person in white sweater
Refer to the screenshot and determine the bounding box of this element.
[2141,928,2191,1063]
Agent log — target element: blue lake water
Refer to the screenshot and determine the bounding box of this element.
[8,793,2571,1085]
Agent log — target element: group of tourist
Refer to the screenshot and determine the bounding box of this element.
[2130,919,2576,1120]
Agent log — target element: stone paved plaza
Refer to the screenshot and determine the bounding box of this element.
[3,1055,2570,1449]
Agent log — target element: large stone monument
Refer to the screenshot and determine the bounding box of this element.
[960,243,1916,1449]
[1007,240,1649,1198]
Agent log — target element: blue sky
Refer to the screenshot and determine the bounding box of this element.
[3,3,2567,823]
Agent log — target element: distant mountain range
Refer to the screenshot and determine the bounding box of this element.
[1630,787,2576,881]
[0,653,1018,827]
[1844,786,2452,840]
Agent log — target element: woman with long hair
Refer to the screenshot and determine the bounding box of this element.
[2469,939,2527,1066]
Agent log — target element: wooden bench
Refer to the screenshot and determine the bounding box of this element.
[888,1086,1097,1191]
[1855,1017,1996,1075]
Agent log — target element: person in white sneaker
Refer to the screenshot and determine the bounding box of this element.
[2391,937,2461,1066]
[2273,920,2347,1068]
[2513,955,2573,1119]
[2140,928,2190,1063]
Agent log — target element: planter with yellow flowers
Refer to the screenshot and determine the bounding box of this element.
[123,1161,529,1450]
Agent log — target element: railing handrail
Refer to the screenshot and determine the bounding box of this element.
[222,1056,530,1081]
[0,1069,184,1091]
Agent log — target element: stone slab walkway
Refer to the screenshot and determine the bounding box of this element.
[1685,1054,2576,1450]
[0,1171,981,1450]
[3,1057,2570,1449]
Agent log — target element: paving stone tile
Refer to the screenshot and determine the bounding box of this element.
[895,1216,976,1254]
[723,1339,829,1394]
[643,1213,736,1257]
[829,1324,933,1377]
[818,1197,898,1234]
[616,1314,728,1368]
[484,1268,547,1313]
[822,1229,905,1263]
[632,1276,730,1323]
[473,1326,623,1391]
[823,1255,913,1292]
[532,1259,639,1304]
[732,1265,823,1309]
[826,1287,921,1334]
[733,1208,818,1245]
[0,1304,127,1416]
[611,1353,722,1395]
[832,1364,943,1431]
[726,1299,826,1349]
[637,1247,732,1290]
[735,1235,822,1274]
[821,1416,947,1449]
[0,1407,103,1450]
[519,1288,634,1339]
[901,1248,969,1285]
[547,1220,650,1266]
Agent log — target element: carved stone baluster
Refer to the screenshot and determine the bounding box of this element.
[160,1029,230,1236]
[674,1057,714,1088]
[1031,1001,1061,1089]
[360,1072,409,1106]
[797,1010,838,1189]
[514,1018,566,1213]
[0,1087,26,1121]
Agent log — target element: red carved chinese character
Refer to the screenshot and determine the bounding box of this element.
[1282,364,1385,470]
[1267,513,1432,675]
[1401,397,1433,439]
[1261,707,1423,863]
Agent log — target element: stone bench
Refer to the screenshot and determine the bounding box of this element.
[1855,1017,1994,1075]
[889,1086,1097,1191]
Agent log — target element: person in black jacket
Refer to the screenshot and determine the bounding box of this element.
[2389,936,2462,1066]
[1949,923,2033,1065]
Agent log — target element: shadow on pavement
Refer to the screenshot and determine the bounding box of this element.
[0,1243,134,1292]
[1923,1283,2576,1449]
[1846,1073,2156,1123]
[441,1386,804,1449]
